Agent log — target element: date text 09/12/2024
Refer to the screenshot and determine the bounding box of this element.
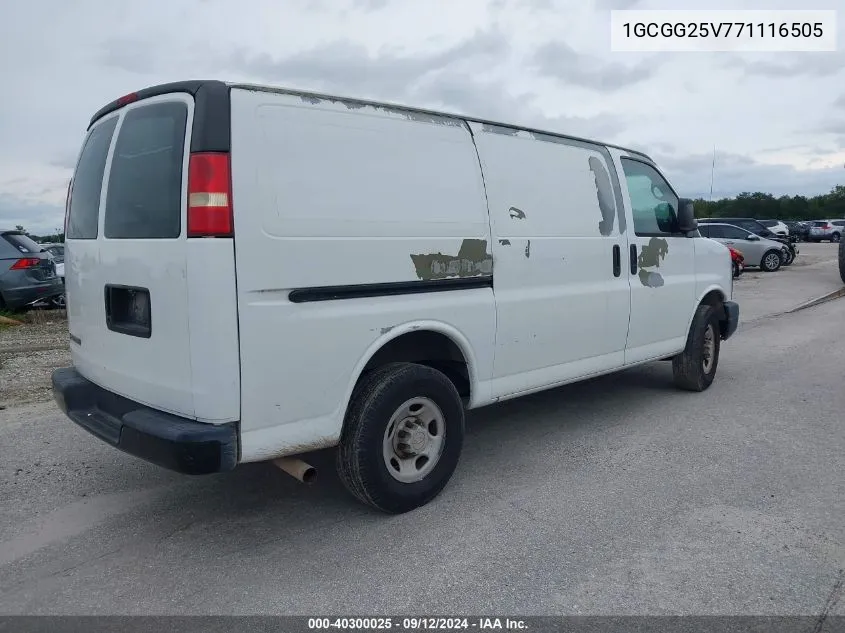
[307,617,528,631]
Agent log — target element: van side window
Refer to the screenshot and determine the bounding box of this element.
[67,117,118,240]
[620,158,679,237]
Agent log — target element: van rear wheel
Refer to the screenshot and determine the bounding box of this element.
[336,362,465,514]
[672,304,721,392]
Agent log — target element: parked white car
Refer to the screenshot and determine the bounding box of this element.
[52,80,739,514]
[759,219,789,237]
[38,243,65,281]
[697,223,786,272]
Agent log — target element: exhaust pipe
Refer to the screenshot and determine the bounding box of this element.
[273,457,317,484]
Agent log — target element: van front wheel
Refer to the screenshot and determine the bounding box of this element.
[672,304,721,392]
[337,362,465,514]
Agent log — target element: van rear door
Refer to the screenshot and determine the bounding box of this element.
[65,86,240,423]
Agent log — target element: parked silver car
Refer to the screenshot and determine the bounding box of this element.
[807,219,844,242]
[698,223,787,272]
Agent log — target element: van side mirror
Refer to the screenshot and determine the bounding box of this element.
[677,198,697,233]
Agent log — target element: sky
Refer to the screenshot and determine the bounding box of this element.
[1,0,844,234]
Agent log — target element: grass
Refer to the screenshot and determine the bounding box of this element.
[0,308,67,329]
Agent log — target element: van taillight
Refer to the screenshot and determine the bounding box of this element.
[187,152,233,238]
[11,258,41,270]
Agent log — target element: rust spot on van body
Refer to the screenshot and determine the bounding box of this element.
[637,238,669,288]
[410,239,493,280]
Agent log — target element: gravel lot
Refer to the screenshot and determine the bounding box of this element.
[0,311,69,409]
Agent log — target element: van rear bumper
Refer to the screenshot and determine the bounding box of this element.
[51,367,238,475]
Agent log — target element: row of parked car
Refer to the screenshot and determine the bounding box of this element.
[780,219,845,243]
[697,217,801,275]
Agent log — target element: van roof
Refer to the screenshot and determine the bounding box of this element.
[88,80,655,164]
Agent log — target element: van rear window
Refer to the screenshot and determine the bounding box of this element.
[104,102,188,239]
[67,117,118,239]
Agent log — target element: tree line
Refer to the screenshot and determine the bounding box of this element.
[692,185,845,221]
[12,225,64,243]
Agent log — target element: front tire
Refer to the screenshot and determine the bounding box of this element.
[781,248,794,266]
[838,239,845,284]
[832,232,841,243]
[336,362,465,514]
[760,249,782,272]
[733,261,741,278]
[672,304,721,392]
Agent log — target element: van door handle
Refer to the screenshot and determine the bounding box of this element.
[630,244,637,274]
[612,245,621,277]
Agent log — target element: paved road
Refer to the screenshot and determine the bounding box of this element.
[1,260,843,616]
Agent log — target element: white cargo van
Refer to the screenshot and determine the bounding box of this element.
[53,80,739,514]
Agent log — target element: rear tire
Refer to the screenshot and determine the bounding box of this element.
[732,261,741,278]
[672,304,721,392]
[336,362,465,514]
[760,249,782,272]
[781,248,794,266]
[832,232,841,243]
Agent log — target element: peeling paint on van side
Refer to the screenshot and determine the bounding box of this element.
[297,94,464,127]
[499,239,512,246]
[589,157,616,236]
[524,240,531,258]
[637,237,669,288]
[482,123,520,136]
[410,239,494,280]
[509,207,526,220]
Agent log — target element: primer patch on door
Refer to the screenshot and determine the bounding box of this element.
[410,239,494,280]
[637,237,669,288]
[589,157,616,236]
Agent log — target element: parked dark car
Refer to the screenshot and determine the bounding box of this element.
[0,229,64,311]
[783,220,810,241]
[697,217,798,265]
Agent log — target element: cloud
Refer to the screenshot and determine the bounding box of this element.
[727,52,845,79]
[219,28,509,100]
[592,0,640,9]
[0,195,64,236]
[352,0,389,10]
[653,149,845,201]
[531,42,658,91]
[1,0,844,217]
[101,38,157,74]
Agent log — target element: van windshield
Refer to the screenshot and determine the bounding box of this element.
[103,101,188,239]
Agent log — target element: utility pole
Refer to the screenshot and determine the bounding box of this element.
[709,146,716,201]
